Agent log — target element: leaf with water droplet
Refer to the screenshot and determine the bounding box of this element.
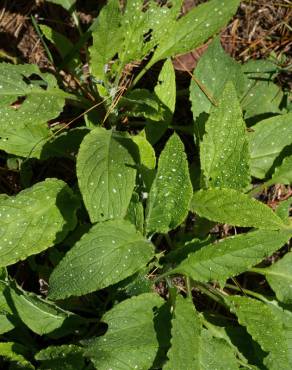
[227,295,292,369]
[190,37,246,129]
[84,293,164,370]
[266,155,292,186]
[132,131,156,191]
[4,281,85,336]
[254,251,292,305]
[200,81,250,190]
[146,133,193,234]
[249,113,292,179]
[0,63,73,157]
[49,220,154,299]
[164,295,239,370]
[191,188,286,230]
[35,344,85,370]
[0,178,78,267]
[241,60,283,120]
[77,127,137,223]
[172,229,292,286]
[146,58,176,144]
[150,0,241,65]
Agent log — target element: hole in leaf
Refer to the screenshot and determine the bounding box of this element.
[10,96,27,110]
[143,29,153,43]
[22,73,48,90]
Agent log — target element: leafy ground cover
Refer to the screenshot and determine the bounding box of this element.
[0,0,291,369]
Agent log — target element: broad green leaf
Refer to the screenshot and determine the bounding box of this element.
[77,127,136,223]
[276,198,291,223]
[84,293,164,370]
[172,229,292,286]
[117,268,153,297]
[35,345,85,370]
[146,133,193,234]
[0,342,34,369]
[227,296,292,370]
[190,37,245,123]
[150,0,240,64]
[254,252,292,305]
[0,179,78,267]
[266,155,292,186]
[191,189,286,230]
[0,63,70,157]
[200,81,250,190]
[121,89,165,121]
[90,0,122,83]
[45,0,75,11]
[132,132,156,191]
[164,295,239,369]
[154,59,176,117]
[49,220,154,299]
[125,193,144,233]
[5,282,84,336]
[164,296,200,369]
[40,25,73,59]
[41,128,89,160]
[39,25,79,71]
[241,60,283,119]
[249,113,292,179]
[146,59,176,144]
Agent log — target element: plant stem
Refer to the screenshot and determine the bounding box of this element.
[224,283,270,302]
[247,183,267,197]
[195,282,227,306]
[185,277,192,299]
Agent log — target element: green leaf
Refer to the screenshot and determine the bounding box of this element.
[146,133,193,234]
[173,229,292,286]
[249,113,292,179]
[121,89,165,121]
[164,296,200,369]
[275,198,292,223]
[0,179,78,267]
[164,296,239,369]
[0,342,34,369]
[241,60,283,119]
[146,59,176,144]
[132,132,156,191]
[77,127,136,223]
[0,281,14,335]
[0,63,70,157]
[190,37,245,123]
[200,81,250,190]
[227,296,292,370]
[45,0,75,11]
[84,293,164,370]
[154,59,176,117]
[35,345,85,370]
[266,155,292,186]
[40,25,73,59]
[191,188,286,230]
[5,282,84,336]
[41,128,89,160]
[125,193,144,233]
[254,252,292,305]
[49,220,154,299]
[150,0,240,64]
[39,25,79,70]
[90,0,122,82]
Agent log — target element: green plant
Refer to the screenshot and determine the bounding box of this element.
[0,0,292,369]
